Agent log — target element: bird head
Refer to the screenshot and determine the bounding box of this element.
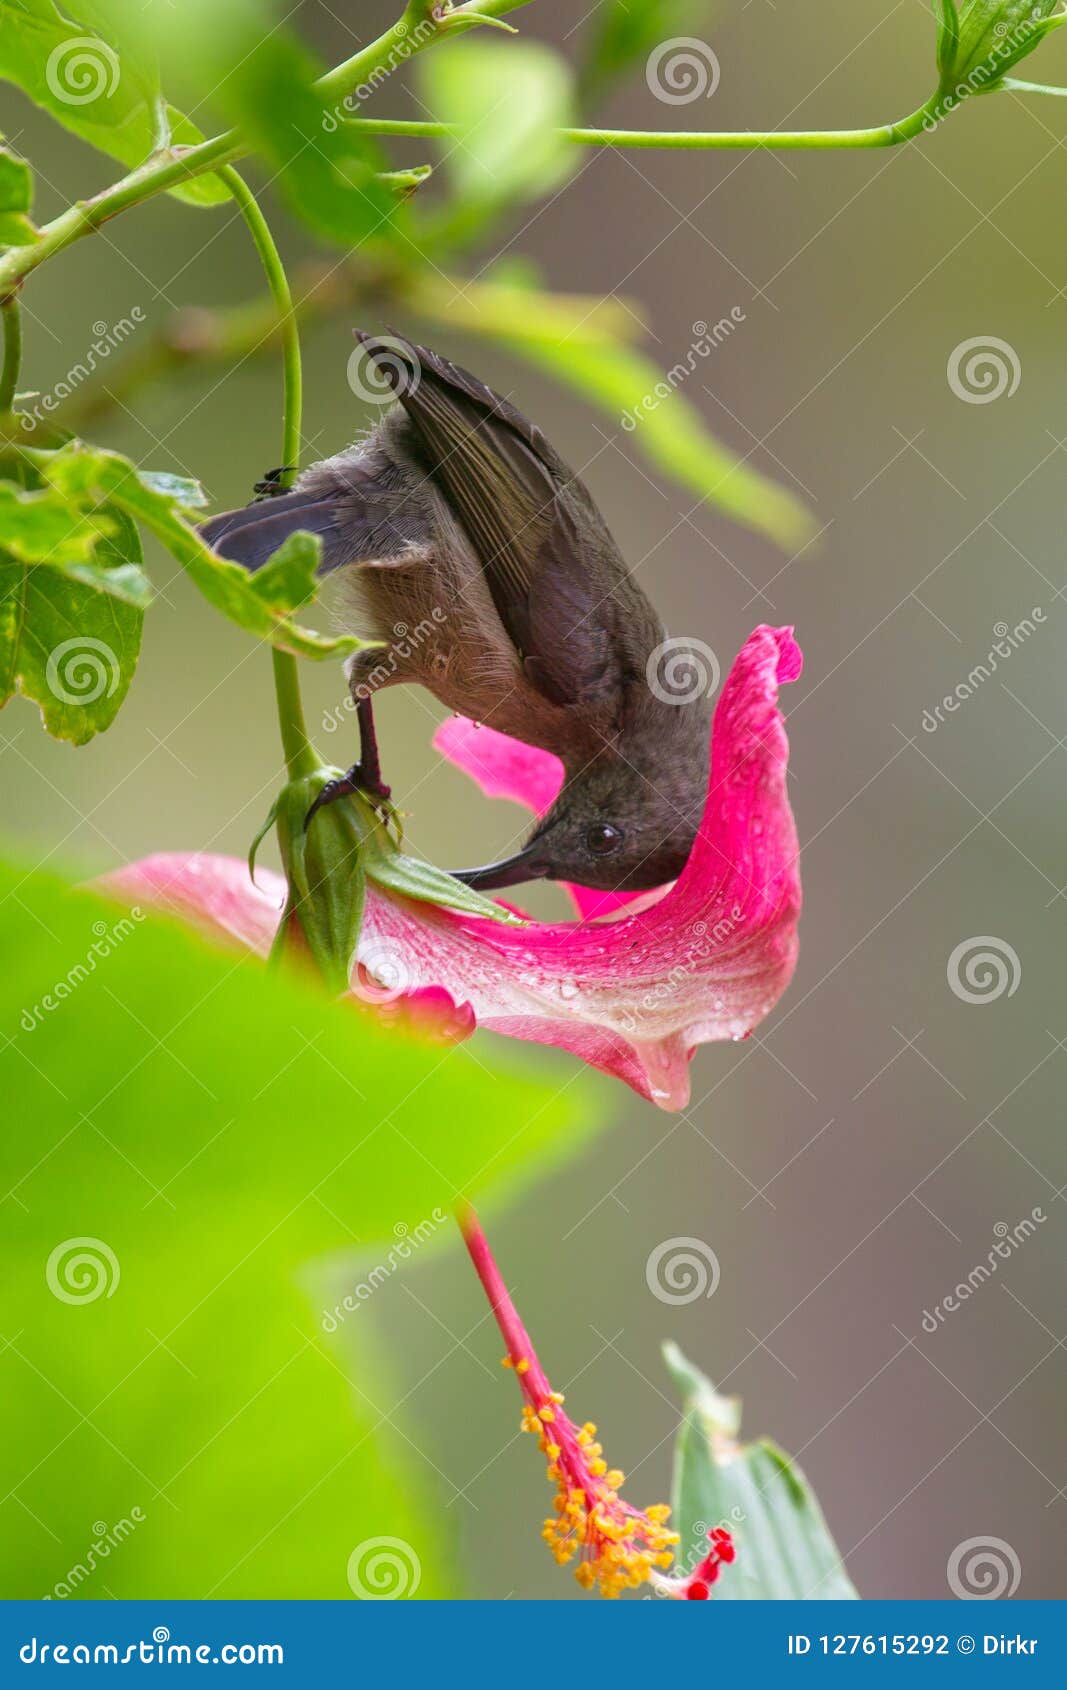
[452,743,708,894]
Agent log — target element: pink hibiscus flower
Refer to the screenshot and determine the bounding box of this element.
[99,624,802,1112]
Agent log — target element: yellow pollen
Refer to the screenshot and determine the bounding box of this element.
[516,1358,530,1374]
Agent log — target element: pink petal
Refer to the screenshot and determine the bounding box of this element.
[432,718,646,921]
[98,626,801,1111]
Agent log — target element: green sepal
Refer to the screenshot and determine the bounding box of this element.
[363,832,527,925]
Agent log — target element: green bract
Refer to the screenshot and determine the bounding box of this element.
[935,1,1065,98]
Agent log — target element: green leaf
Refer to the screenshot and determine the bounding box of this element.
[0,853,599,1597]
[582,0,712,99]
[0,479,118,563]
[138,469,208,510]
[938,0,1064,92]
[0,501,143,743]
[136,0,394,247]
[27,442,361,658]
[0,138,38,246]
[0,1,228,208]
[417,39,575,242]
[665,1342,860,1599]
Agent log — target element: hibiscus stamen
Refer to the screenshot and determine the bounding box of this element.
[457,1202,682,1598]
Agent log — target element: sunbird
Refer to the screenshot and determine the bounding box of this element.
[201,334,714,892]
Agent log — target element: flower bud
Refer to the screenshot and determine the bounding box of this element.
[936,2,1064,101]
[266,769,369,997]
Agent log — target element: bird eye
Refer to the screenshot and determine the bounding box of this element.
[585,823,623,856]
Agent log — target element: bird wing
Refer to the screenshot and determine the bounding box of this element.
[358,332,658,709]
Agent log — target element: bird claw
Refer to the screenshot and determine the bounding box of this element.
[305,764,392,829]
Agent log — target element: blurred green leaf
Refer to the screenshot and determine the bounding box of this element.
[582,0,713,100]
[0,139,38,246]
[665,1342,859,1600]
[0,479,116,564]
[138,0,394,247]
[138,470,208,510]
[406,275,813,552]
[417,38,575,244]
[27,442,361,658]
[0,499,143,743]
[0,853,598,1596]
[0,1,228,207]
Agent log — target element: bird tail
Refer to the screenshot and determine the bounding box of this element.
[199,490,340,573]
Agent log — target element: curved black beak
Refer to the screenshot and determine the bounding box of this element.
[449,847,549,891]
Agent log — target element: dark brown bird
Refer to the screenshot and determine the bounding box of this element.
[200,333,714,892]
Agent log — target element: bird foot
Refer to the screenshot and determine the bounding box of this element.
[252,466,299,500]
[305,764,392,829]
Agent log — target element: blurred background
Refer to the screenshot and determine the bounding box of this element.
[3,0,1065,1599]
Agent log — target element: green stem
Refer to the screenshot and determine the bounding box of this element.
[352,97,944,149]
[0,297,22,413]
[219,165,315,782]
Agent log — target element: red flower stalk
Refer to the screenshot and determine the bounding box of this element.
[456,1202,687,1598]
